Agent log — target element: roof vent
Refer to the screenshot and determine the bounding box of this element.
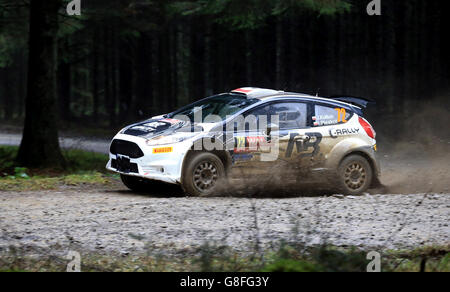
[231,87,284,99]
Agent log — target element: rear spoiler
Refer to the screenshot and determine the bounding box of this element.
[328,96,376,109]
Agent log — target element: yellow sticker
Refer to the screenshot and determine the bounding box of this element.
[334,108,348,123]
[153,147,173,154]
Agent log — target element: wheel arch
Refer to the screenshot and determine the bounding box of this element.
[180,144,233,185]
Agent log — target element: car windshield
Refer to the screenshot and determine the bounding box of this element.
[168,94,259,123]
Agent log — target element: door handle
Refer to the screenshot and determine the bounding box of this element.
[297,135,310,141]
[280,134,310,142]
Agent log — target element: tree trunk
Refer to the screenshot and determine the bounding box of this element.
[17,0,65,168]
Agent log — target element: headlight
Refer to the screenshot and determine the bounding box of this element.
[146,135,188,146]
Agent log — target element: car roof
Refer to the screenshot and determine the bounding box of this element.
[231,87,362,110]
[232,87,288,99]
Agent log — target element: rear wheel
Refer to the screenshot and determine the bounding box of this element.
[337,155,373,195]
[182,152,226,197]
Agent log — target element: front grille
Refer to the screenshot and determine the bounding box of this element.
[110,139,144,159]
[111,159,139,174]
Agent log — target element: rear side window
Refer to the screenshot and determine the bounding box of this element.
[270,102,308,130]
[314,105,352,126]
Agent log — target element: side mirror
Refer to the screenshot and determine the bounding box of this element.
[266,123,279,136]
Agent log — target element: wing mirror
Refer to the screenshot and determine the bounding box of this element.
[265,123,279,136]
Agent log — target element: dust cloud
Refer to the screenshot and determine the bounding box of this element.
[226,99,450,196]
[376,99,450,194]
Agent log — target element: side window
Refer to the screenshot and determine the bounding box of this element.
[314,105,352,126]
[230,102,308,132]
[269,102,308,130]
[230,105,270,132]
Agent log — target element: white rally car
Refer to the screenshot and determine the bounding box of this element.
[107,88,380,196]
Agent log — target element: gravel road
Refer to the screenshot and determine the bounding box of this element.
[0,189,448,256]
[1,132,449,257]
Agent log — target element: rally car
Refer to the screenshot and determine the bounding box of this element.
[107,88,380,196]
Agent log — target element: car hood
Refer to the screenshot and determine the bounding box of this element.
[122,117,216,139]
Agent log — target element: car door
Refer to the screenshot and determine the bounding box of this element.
[227,101,314,176]
[269,101,320,175]
[309,103,354,169]
[226,104,274,176]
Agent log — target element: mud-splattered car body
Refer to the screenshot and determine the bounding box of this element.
[107,88,380,196]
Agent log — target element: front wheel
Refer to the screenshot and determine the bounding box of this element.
[182,152,226,197]
[337,155,373,195]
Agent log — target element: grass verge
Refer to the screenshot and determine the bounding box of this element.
[0,244,448,272]
[0,146,118,191]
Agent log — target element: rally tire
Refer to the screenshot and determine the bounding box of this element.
[182,152,226,197]
[337,155,373,195]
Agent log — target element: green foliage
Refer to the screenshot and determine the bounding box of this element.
[1,244,448,272]
[384,246,450,272]
[272,0,352,16]
[262,259,323,272]
[7,167,30,179]
[0,0,29,68]
[261,244,368,272]
[439,253,450,272]
[63,149,109,172]
[0,34,15,67]
[194,242,255,272]
[309,246,369,272]
[58,16,86,38]
[0,146,16,170]
[0,146,108,173]
[171,0,351,30]
[0,146,114,191]
[0,0,351,70]
[0,172,114,191]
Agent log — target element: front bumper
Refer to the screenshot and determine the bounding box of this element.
[106,133,191,184]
